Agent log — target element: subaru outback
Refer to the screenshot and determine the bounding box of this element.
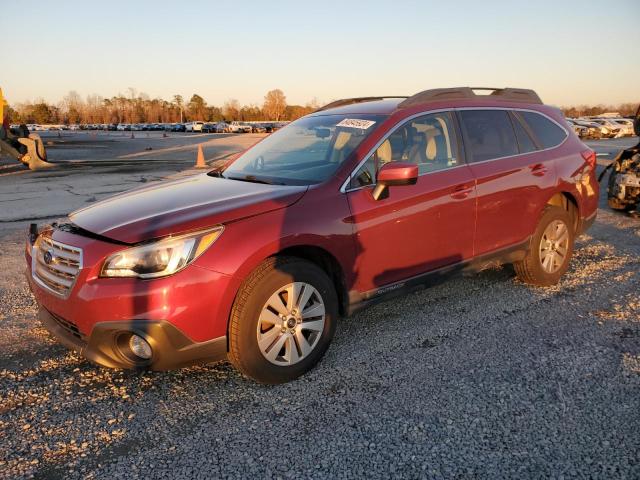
[26,87,599,383]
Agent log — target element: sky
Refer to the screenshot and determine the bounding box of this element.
[1,0,639,108]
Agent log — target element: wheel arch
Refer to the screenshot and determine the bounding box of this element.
[545,191,580,232]
[275,245,349,317]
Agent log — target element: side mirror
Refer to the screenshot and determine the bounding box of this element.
[372,162,418,200]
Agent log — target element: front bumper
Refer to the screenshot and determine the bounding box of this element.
[39,307,227,370]
[27,226,242,370]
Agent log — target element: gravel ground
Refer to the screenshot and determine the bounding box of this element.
[0,141,639,479]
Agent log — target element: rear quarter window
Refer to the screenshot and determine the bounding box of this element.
[519,111,567,149]
[459,110,518,162]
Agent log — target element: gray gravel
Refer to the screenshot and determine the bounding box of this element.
[0,140,639,479]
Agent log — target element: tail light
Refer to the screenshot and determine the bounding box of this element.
[581,149,596,170]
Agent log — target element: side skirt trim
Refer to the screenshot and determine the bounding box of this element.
[346,238,530,315]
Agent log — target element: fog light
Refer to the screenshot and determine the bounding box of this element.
[129,334,152,360]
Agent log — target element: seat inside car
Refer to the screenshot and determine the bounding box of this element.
[407,121,449,172]
[375,139,393,166]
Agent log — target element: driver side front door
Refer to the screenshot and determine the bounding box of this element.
[345,111,477,294]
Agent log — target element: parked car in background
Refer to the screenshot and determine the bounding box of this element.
[215,122,230,133]
[588,118,621,138]
[251,124,267,133]
[185,121,205,132]
[202,122,227,133]
[571,119,604,139]
[565,119,588,138]
[229,121,252,133]
[606,118,635,137]
[27,87,598,384]
[171,123,186,132]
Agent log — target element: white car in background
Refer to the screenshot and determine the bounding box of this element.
[607,118,635,137]
[589,118,622,138]
[228,121,252,133]
[185,121,205,132]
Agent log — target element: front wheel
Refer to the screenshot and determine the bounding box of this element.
[514,206,575,286]
[228,257,338,384]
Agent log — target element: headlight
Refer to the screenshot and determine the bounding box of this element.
[101,226,223,279]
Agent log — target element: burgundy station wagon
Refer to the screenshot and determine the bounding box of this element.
[27,87,599,383]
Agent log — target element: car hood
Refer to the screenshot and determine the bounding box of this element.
[69,174,307,243]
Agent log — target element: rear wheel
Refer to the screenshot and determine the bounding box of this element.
[228,256,338,384]
[514,206,574,286]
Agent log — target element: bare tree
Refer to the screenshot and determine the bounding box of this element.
[223,99,241,121]
[263,89,287,120]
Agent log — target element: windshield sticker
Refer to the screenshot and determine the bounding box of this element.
[336,119,376,130]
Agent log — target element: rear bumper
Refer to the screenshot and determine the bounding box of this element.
[578,210,597,235]
[39,307,227,370]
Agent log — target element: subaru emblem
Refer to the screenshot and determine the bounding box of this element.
[43,249,55,265]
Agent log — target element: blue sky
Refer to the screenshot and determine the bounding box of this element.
[2,0,639,107]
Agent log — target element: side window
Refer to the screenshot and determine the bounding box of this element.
[519,111,567,149]
[510,112,537,153]
[349,111,461,188]
[459,110,518,162]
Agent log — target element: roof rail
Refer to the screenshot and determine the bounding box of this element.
[398,87,542,108]
[315,96,408,112]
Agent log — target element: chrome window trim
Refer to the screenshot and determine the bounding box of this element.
[340,107,569,194]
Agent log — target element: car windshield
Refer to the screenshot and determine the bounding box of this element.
[222,114,386,185]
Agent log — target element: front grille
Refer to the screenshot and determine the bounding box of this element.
[50,310,86,342]
[32,236,83,298]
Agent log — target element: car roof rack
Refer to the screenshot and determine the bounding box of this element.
[315,96,408,112]
[398,87,542,108]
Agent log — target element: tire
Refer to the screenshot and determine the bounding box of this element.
[514,206,575,287]
[228,256,338,384]
[607,171,631,211]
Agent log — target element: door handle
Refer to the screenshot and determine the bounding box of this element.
[450,183,473,199]
[529,163,547,177]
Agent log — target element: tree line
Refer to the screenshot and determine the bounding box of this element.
[5,89,638,125]
[5,89,320,125]
[561,103,638,118]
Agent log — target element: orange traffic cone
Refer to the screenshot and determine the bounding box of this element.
[195,144,206,168]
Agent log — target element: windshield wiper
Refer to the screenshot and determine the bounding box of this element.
[225,174,284,185]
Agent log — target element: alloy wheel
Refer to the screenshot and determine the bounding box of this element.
[538,220,569,274]
[256,282,326,366]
